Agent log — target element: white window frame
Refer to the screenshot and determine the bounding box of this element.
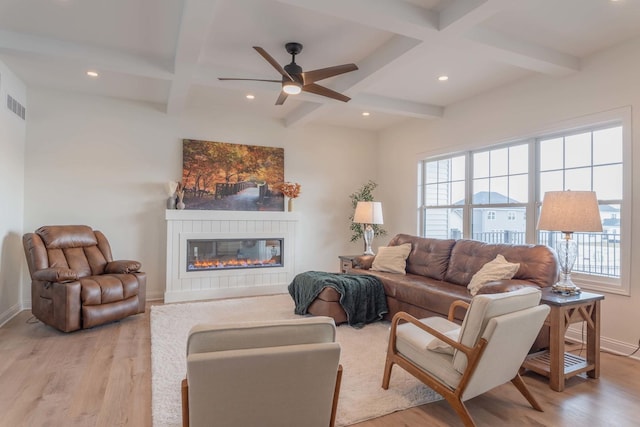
[418,107,631,295]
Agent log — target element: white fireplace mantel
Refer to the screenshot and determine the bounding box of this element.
[165,209,301,303]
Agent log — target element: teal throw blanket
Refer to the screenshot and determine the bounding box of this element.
[288,271,388,328]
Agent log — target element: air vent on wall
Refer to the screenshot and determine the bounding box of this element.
[7,94,26,120]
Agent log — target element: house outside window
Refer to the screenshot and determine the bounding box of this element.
[418,108,631,294]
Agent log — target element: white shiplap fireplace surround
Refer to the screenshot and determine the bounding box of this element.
[165,210,300,303]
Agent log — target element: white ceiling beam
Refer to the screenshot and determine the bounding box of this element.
[439,0,511,33]
[273,2,581,130]
[282,102,324,128]
[350,94,443,119]
[166,0,221,114]
[467,27,580,75]
[274,0,438,40]
[436,0,579,74]
[283,35,422,127]
[0,29,172,80]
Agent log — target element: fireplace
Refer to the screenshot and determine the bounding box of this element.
[186,238,283,271]
[165,210,300,303]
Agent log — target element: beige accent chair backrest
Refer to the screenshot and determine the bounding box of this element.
[383,287,549,427]
[182,317,342,427]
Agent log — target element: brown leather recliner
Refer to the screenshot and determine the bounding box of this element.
[23,225,146,332]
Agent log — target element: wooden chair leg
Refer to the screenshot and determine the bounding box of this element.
[330,365,343,427]
[181,378,189,427]
[382,356,394,389]
[511,374,543,412]
[438,395,474,427]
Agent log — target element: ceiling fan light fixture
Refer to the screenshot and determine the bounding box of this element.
[282,81,302,95]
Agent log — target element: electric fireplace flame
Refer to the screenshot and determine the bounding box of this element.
[186,238,283,272]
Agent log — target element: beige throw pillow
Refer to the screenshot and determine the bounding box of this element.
[467,254,520,296]
[426,328,460,355]
[371,243,412,274]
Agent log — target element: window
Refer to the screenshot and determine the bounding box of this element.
[418,108,630,294]
[538,126,624,283]
[418,155,465,239]
[471,143,528,244]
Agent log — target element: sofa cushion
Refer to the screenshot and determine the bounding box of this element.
[444,239,557,287]
[388,234,456,280]
[467,254,520,296]
[371,243,412,274]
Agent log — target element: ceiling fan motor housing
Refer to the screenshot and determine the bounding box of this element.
[284,63,303,82]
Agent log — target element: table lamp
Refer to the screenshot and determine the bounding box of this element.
[353,201,384,255]
[537,191,602,295]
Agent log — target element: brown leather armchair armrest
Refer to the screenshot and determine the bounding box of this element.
[476,279,541,295]
[105,260,142,274]
[352,255,375,270]
[32,267,78,282]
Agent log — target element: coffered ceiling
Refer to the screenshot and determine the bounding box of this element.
[1,0,639,131]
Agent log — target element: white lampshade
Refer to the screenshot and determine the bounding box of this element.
[353,201,384,225]
[537,191,603,233]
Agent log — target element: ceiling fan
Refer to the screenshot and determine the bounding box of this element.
[218,42,358,105]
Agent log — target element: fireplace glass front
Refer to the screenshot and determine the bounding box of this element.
[186,238,283,271]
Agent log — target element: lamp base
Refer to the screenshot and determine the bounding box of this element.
[362,224,375,256]
[551,273,581,295]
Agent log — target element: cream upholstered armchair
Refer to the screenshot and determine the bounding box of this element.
[383,287,549,427]
[23,225,146,332]
[181,317,342,427]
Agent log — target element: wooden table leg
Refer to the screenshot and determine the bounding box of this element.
[548,305,565,392]
[587,300,601,379]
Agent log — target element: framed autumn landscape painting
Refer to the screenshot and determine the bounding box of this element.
[181,139,285,211]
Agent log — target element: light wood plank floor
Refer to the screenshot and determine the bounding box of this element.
[1,305,639,427]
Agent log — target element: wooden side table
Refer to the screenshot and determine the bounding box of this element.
[338,255,358,273]
[522,288,604,391]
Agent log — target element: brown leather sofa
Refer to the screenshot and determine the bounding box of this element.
[310,234,557,329]
[23,225,147,332]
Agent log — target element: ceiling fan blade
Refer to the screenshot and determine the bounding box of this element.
[302,83,351,102]
[275,91,288,105]
[253,47,294,81]
[301,64,358,85]
[218,78,281,83]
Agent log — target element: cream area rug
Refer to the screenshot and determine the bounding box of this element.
[150,293,442,426]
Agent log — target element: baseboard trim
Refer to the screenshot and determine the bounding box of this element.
[164,284,288,303]
[0,302,23,328]
[566,326,640,361]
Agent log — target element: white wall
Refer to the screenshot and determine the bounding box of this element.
[0,60,26,326]
[378,36,640,352]
[23,88,377,301]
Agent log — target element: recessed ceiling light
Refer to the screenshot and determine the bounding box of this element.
[362,112,370,117]
[86,70,99,78]
[438,75,449,81]
[246,94,255,100]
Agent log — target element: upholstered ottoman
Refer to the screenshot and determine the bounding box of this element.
[288,271,388,327]
[308,287,348,325]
